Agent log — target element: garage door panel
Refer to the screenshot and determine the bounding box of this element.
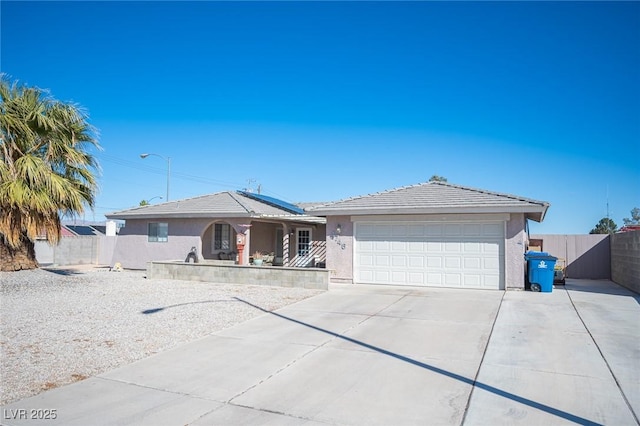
[463,224,482,236]
[375,271,390,282]
[464,242,481,253]
[375,255,390,266]
[483,242,500,254]
[374,225,392,237]
[445,224,463,236]
[427,273,443,286]
[426,257,441,268]
[484,257,500,269]
[408,225,425,236]
[464,257,482,269]
[464,274,481,287]
[426,241,442,252]
[374,241,390,250]
[409,272,425,285]
[391,271,406,283]
[409,256,425,267]
[392,225,408,237]
[426,225,443,236]
[444,242,461,252]
[445,257,461,268]
[391,241,406,251]
[358,224,375,237]
[445,273,462,286]
[360,241,374,250]
[392,256,406,267]
[359,255,374,266]
[360,270,373,282]
[355,221,504,290]
[483,223,503,236]
[408,241,424,252]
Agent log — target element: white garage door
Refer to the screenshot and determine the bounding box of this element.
[355,221,504,289]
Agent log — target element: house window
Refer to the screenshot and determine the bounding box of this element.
[213,223,231,251]
[297,228,311,256]
[148,222,168,242]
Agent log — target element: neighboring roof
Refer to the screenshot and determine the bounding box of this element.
[91,225,107,235]
[306,181,550,222]
[105,191,325,223]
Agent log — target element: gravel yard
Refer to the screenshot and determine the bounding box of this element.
[0,266,324,405]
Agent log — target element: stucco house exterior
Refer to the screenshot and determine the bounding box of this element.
[107,181,548,291]
[306,181,549,290]
[106,191,326,270]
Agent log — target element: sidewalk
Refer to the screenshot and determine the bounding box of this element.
[2,279,638,425]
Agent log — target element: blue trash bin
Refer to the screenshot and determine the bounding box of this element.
[525,251,557,293]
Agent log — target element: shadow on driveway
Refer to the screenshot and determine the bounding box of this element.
[235,297,602,426]
[140,299,237,315]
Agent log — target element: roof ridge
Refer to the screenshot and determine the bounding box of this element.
[227,191,254,214]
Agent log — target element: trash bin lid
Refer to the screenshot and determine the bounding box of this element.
[525,251,557,261]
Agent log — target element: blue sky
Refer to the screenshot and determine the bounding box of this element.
[2,1,639,234]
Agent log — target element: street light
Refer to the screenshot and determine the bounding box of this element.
[146,196,163,203]
[140,153,171,201]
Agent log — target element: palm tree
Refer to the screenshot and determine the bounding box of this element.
[0,76,100,271]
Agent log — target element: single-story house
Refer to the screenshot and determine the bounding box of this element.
[306,181,549,290]
[106,191,327,270]
[107,181,548,290]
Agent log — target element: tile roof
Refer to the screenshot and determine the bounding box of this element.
[306,181,549,222]
[105,191,324,223]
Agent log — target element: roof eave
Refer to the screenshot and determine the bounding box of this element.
[105,212,254,220]
[309,204,549,218]
[104,212,326,222]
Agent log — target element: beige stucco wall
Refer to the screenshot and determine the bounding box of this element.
[111,218,211,269]
[111,218,327,270]
[325,216,354,283]
[324,213,527,289]
[505,213,527,290]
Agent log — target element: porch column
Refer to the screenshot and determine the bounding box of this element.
[283,228,290,267]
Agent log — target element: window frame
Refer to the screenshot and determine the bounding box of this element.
[213,223,232,252]
[296,228,312,257]
[148,222,168,242]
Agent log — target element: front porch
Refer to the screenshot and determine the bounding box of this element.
[146,260,330,290]
[200,218,326,267]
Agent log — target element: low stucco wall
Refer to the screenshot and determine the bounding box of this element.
[147,261,330,290]
[611,231,640,294]
[35,236,117,267]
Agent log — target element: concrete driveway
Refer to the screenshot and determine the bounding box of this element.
[2,279,638,425]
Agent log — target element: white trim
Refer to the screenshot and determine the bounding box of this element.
[296,227,312,257]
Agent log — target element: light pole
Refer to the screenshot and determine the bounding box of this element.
[140,153,171,201]
[146,196,163,204]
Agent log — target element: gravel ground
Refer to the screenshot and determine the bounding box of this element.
[0,266,323,405]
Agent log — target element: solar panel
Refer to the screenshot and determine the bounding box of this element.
[237,191,304,215]
[64,225,97,236]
